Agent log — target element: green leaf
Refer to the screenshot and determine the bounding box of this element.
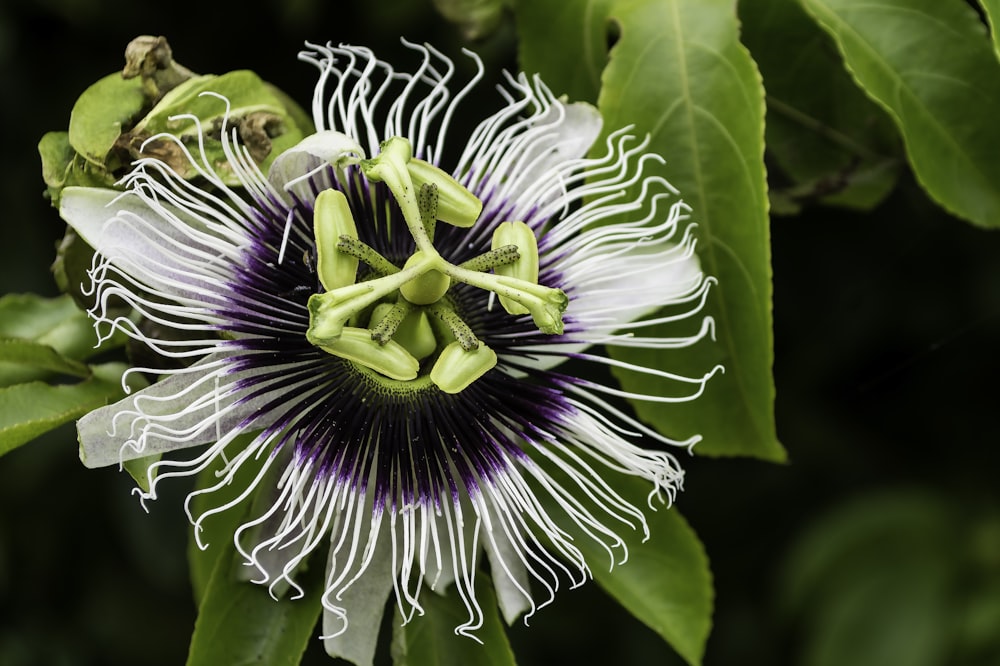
[67,72,147,167]
[520,0,781,460]
[799,0,1000,228]
[38,131,118,207]
[536,470,712,666]
[186,436,271,604]
[516,0,613,104]
[739,0,901,212]
[38,131,75,202]
[186,540,325,666]
[780,491,959,666]
[131,70,310,183]
[0,362,128,456]
[0,338,90,379]
[0,293,92,350]
[0,293,120,387]
[979,0,1000,61]
[390,577,516,666]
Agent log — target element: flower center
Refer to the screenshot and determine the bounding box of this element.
[304,136,568,393]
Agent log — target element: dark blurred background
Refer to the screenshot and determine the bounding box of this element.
[1,1,999,665]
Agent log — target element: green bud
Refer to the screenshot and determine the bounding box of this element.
[399,251,451,305]
[316,327,419,381]
[313,189,359,291]
[492,221,539,315]
[408,158,482,228]
[430,341,498,394]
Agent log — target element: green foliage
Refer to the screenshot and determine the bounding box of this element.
[983,0,1000,60]
[186,545,325,666]
[0,293,102,365]
[43,54,314,209]
[390,578,517,666]
[519,0,782,462]
[130,71,313,182]
[0,294,129,455]
[185,443,323,666]
[38,131,117,207]
[739,0,901,214]
[799,0,1000,228]
[780,490,1000,666]
[0,362,128,455]
[68,73,148,169]
[535,469,713,666]
[0,339,90,379]
[516,0,610,103]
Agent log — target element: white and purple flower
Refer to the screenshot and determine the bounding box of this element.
[60,42,719,663]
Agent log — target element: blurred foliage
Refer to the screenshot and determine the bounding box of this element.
[779,489,1000,666]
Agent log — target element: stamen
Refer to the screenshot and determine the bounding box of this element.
[492,221,539,316]
[314,189,360,291]
[314,327,420,380]
[429,341,498,394]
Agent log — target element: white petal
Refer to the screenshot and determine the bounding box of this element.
[481,514,532,625]
[78,353,286,468]
[461,98,603,224]
[570,243,703,328]
[60,186,238,304]
[268,130,364,200]
[521,101,603,184]
[323,517,394,666]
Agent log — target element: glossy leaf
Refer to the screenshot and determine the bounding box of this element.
[800,0,1000,228]
[67,72,147,167]
[0,362,128,456]
[520,0,781,460]
[0,338,90,379]
[739,0,901,212]
[516,0,612,104]
[0,293,116,387]
[390,577,516,666]
[535,469,712,666]
[984,0,1000,61]
[186,436,271,604]
[186,543,324,666]
[0,293,96,357]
